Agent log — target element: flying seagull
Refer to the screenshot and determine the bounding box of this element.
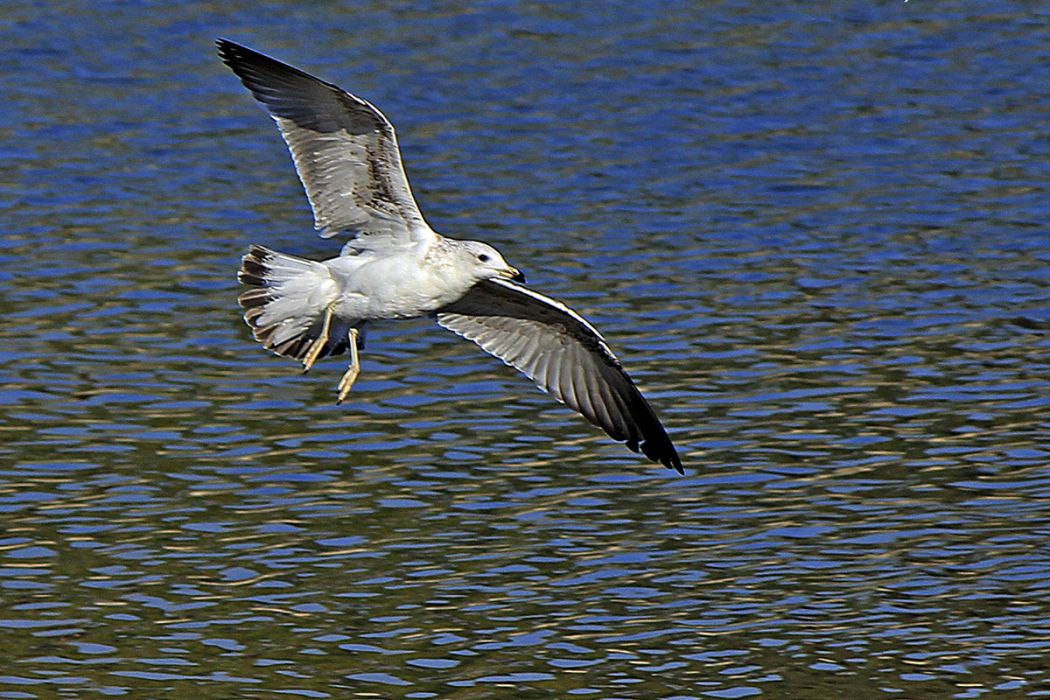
[217,39,682,473]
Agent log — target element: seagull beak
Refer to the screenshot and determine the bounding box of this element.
[502,266,526,283]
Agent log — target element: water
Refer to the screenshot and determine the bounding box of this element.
[1,2,1048,697]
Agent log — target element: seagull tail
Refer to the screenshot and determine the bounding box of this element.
[237,245,354,362]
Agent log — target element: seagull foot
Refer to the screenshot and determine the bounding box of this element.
[335,364,360,405]
[301,306,333,373]
[335,327,361,405]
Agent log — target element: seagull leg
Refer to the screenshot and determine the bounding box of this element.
[336,327,360,405]
[301,305,333,373]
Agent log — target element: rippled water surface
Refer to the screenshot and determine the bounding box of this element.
[2,2,1048,697]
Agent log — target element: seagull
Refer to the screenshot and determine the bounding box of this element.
[217,39,682,473]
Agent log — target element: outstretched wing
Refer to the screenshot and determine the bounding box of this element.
[436,278,682,473]
[217,39,433,248]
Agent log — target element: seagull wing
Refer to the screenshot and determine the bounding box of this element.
[218,39,433,248]
[436,278,682,473]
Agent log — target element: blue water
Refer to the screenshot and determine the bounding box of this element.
[1,2,1048,697]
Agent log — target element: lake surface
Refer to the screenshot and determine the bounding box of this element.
[1,1,1048,697]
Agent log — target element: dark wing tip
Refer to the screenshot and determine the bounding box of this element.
[216,38,376,141]
[217,38,289,78]
[596,362,681,474]
[626,394,683,474]
[643,434,684,474]
[216,38,252,67]
[217,38,275,91]
[609,396,681,473]
[216,38,267,66]
[669,451,685,475]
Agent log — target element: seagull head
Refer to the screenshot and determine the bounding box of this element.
[461,241,526,284]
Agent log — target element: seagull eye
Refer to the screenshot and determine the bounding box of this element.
[477,254,490,263]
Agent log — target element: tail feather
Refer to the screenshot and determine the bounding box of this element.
[237,245,354,363]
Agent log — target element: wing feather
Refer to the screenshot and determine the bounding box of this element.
[217,39,433,247]
[436,278,682,472]
[586,359,621,440]
[565,348,594,423]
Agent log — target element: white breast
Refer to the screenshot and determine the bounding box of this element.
[325,249,472,321]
